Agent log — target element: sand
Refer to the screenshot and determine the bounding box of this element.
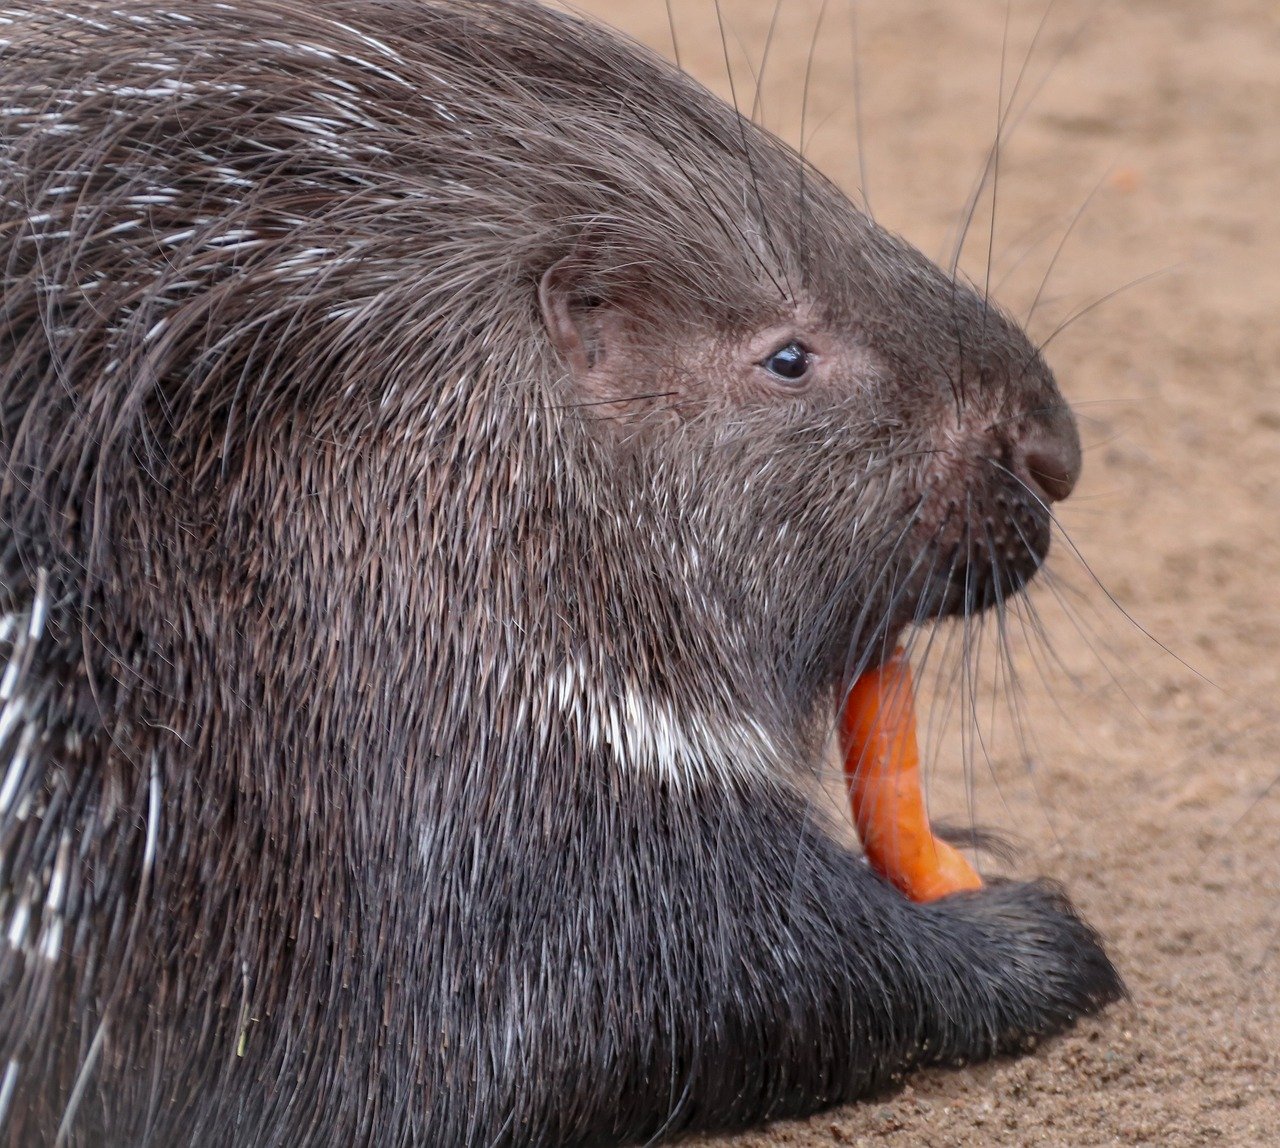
[569,1,1280,1143]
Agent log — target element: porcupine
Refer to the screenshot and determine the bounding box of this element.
[0,1,1123,1143]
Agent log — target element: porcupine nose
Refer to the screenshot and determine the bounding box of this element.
[1016,421,1081,505]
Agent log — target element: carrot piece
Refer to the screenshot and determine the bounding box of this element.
[841,649,983,903]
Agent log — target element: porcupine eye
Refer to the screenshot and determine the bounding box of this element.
[760,341,812,382]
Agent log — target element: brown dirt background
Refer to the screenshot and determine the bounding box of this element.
[569,1,1280,1143]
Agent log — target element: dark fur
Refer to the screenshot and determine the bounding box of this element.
[0,1,1122,1144]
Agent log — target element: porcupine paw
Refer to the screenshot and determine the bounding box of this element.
[917,878,1126,1066]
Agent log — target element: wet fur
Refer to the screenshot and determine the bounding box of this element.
[0,1,1122,1144]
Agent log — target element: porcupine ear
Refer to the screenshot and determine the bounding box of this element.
[538,252,626,379]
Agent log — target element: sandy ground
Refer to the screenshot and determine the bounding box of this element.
[569,1,1280,1143]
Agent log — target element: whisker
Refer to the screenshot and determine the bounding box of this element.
[986,456,1216,687]
[991,211,1069,297]
[712,0,793,300]
[748,0,786,125]
[551,391,682,412]
[1033,263,1184,355]
[992,541,1070,849]
[948,0,1062,279]
[1023,160,1117,329]
[797,0,830,282]
[662,0,682,70]
[847,0,872,216]
[980,0,1012,323]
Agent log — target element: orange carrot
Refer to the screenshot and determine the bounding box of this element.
[841,650,983,903]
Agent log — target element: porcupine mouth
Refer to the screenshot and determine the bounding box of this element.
[880,460,1058,641]
[914,493,1053,623]
[854,506,1052,682]
[931,540,1046,617]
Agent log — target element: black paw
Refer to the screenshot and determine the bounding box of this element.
[915,878,1126,1064]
